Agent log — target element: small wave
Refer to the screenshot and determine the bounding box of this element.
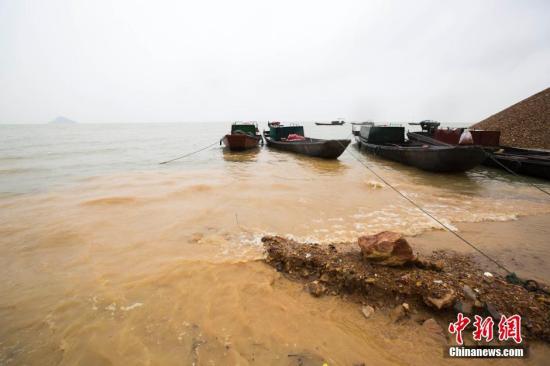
[0,156,26,162]
[0,167,44,174]
[169,184,215,197]
[81,196,139,206]
[120,303,144,311]
[364,180,384,189]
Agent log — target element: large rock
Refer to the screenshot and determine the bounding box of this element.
[358,231,415,266]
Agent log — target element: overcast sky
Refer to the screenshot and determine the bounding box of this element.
[0,0,549,123]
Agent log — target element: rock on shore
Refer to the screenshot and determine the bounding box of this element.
[358,231,415,266]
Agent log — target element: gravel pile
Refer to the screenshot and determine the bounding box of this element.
[471,88,550,149]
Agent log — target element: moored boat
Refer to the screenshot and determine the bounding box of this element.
[264,123,350,159]
[221,122,263,151]
[356,124,485,172]
[407,122,550,180]
[408,121,501,146]
[315,120,345,126]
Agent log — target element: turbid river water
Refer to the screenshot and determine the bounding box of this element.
[1,123,550,364]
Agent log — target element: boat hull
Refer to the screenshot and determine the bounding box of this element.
[357,136,485,172]
[222,134,261,151]
[315,122,345,126]
[265,136,350,159]
[408,132,550,180]
[483,147,550,180]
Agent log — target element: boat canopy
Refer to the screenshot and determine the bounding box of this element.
[269,126,304,141]
[360,126,405,144]
[231,124,257,135]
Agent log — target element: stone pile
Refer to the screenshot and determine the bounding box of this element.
[471,87,550,149]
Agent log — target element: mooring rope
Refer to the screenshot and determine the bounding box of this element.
[159,141,219,164]
[338,136,513,274]
[479,147,550,197]
[341,136,550,294]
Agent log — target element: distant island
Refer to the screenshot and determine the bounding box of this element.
[49,116,77,124]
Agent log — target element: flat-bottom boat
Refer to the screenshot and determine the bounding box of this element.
[264,124,350,159]
[483,146,550,180]
[357,125,485,172]
[221,122,263,151]
[407,127,550,180]
[315,121,345,126]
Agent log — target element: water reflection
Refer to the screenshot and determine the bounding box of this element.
[260,147,349,176]
[293,154,349,175]
[221,148,260,163]
[350,143,484,194]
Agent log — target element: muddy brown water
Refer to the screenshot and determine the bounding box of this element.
[2,123,550,364]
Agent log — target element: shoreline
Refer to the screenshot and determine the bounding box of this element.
[408,212,550,283]
[261,234,550,343]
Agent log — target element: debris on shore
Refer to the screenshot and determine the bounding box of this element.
[262,232,550,342]
[471,87,550,149]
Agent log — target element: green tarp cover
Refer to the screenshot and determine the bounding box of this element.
[269,126,304,141]
[361,126,404,144]
[231,124,257,135]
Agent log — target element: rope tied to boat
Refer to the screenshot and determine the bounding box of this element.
[479,147,550,197]
[337,136,550,294]
[159,141,219,164]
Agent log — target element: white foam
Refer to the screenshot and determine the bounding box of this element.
[121,302,144,311]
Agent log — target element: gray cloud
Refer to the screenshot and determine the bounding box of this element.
[1,0,549,123]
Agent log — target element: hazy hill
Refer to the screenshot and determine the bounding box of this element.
[471,88,550,149]
[49,116,77,124]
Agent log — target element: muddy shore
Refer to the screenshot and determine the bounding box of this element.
[262,235,550,344]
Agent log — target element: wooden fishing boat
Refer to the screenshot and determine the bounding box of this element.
[407,122,550,180]
[315,120,345,126]
[408,121,501,146]
[264,124,350,159]
[482,146,550,180]
[221,122,263,151]
[356,124,485,172]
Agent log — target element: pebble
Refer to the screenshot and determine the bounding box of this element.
[361,305,375,319]
[305,281,326,297]
[453,300,473,315]
[399,274,410,284]
[485,303,502,319]
[425,290,456,310]
[422,318,446,342]
[389,304,408,322]
[462,285,477,301]
[433,260,445,271]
